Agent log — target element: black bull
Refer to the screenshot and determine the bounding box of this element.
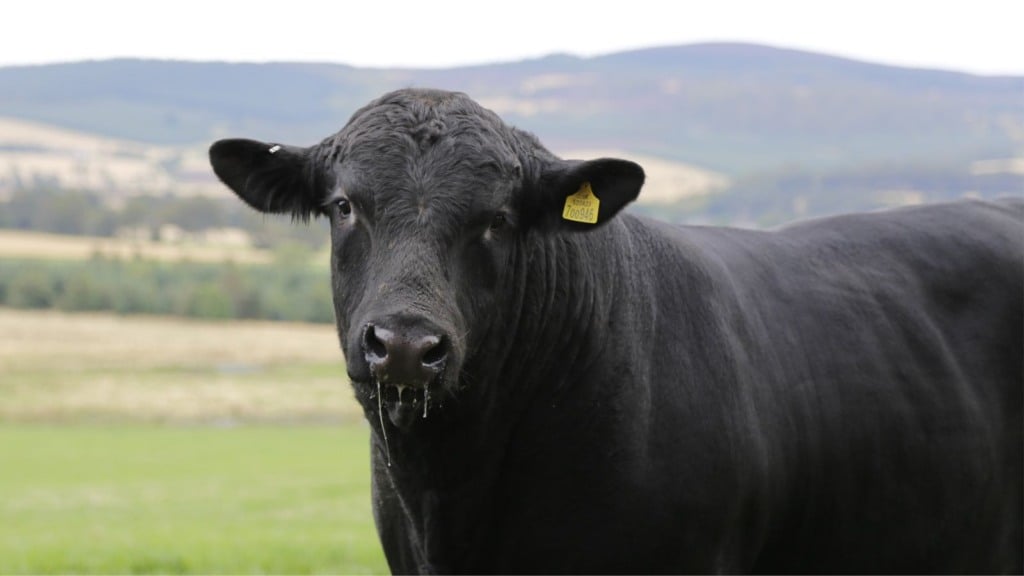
[210,88,1022,574]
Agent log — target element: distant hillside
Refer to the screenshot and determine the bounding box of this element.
[1,43,1021,175]
[0,117,217,197]
[0,116,724,204]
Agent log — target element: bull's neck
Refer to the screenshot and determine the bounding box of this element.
[370,220,634,572]
[499,224,625,394]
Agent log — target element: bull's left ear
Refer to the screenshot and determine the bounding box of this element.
[209,138,322,219]
[536,158,645,231]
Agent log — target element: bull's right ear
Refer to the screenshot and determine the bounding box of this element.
[209,138,322,219]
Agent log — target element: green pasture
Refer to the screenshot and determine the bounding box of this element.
[0,425,387,574]
[0,309,387,574]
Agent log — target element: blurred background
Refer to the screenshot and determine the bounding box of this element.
[1,0,1021,573]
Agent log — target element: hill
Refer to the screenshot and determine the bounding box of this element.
[1,43,1021,175]
[0,43,1020,227]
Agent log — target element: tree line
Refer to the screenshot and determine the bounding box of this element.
[0,255,334,324]
[0,186,327,249]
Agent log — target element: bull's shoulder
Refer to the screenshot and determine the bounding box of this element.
[614,199,1023,291]
[777,199,1021,287]
[777,198,1023,251]
[617,199,1022,322]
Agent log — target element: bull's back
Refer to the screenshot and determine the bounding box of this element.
[634,199,1023,572]
[759,199,1020,573]
[760,199,1022,572]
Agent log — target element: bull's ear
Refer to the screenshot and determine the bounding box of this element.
[209,138,322,219]
[533,157,645,232]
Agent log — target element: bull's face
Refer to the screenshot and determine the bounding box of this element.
[209,89,643,432]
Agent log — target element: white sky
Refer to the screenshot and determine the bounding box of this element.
[3,0,1023,75]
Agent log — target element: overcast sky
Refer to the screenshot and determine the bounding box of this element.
[3,0,1022,75]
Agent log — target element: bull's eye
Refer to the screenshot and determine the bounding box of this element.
[489,213,507,231]
[337,198,352,218]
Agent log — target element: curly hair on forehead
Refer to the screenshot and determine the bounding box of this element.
[410,117,446,150]
[318,90,520,174]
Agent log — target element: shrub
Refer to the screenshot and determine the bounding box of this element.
[7,270,57,309]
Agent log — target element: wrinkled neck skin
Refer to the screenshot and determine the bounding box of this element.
[365,220,633,573]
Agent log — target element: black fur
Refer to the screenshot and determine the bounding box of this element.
[210,88,1023,574]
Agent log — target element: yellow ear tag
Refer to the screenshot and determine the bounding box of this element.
[562,182,600,224]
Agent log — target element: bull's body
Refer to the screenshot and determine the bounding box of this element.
[210,88,1023,574]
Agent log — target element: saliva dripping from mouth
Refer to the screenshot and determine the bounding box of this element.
[373,380,434,467]
[376,380,391,467]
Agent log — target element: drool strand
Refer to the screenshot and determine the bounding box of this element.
[376,380,391,467]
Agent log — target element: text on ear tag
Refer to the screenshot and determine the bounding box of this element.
[562,182,600,224]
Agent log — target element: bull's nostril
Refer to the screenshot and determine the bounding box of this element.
[420,337,448,367]
[362,323,447,378]
[364,325,388,360]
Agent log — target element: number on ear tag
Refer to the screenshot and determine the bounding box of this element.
[562,182,600,224]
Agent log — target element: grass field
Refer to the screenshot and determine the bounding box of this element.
[0,308,359,423]
[0,308,387,573]
[0,425,387,574]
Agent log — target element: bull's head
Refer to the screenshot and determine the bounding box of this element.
[209,89,643,437]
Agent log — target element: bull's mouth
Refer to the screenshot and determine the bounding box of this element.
[365,375,444,466]
[368,367,448,432]
[353,362,456,466]
[378,380,433,429]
